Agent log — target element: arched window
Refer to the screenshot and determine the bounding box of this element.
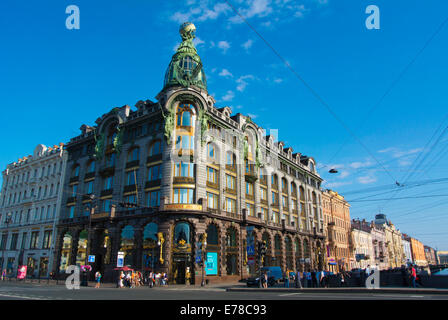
[285,236,293,270]
[149,140,162,156]
[207,143,215,159]
[303,238,310,258]
[128,147,140,162]
[271,174,278,188]
[281,178,288,192]
[176,104,194,127]
[106,123,118,146]
[174,222,190,245]
[143,223,158,246]
[274,234,282,265]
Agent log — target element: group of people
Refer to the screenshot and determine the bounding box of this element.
[117,270,168,288]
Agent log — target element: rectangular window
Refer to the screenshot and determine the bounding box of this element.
[207,192,219,209]
[103,176,114,190]
[126,169,139,186]
[260,187,267,201]
[245,182,254,196]
[225,175,235,190]
[0,234,7,250]
[42,231,52,249]
[174,162,194,178]
[72,184,78,197]
[224,198,236,213]
[68,206,75,218]
[30,232,39,249]
[146,190,160,207]
[10,233,18,250]
[101,199,112,212]
[173,189,194,204]
[246,203,255,217]
[175,135,194,150]
[148,165,162,181]
[206,167,217,184]
[272,192,278,205]
[21,233,27,250]
[85,181,94,194]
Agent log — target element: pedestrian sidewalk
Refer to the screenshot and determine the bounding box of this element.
[227,286,448,295]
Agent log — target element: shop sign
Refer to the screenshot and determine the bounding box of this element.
[164,204,202,211]
[117,252,124,268]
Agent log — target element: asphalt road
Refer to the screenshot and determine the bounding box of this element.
[0,282,447,300]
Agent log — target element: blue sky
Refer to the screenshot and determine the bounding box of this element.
[1,0,447,250]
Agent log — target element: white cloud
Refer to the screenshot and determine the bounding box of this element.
[217,40,231,53]
[242,39,254,51]
[358,175,377,184]
[193,37,205,47]
[219,69,233,78]
[349,160,374,169]
[222,90,235,101]
[247,113,258,119]
[273,78,283,83]
[236,74,255,92]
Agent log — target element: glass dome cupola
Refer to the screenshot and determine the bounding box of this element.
[163,22,207,91]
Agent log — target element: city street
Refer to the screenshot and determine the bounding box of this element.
[0,282,447,300]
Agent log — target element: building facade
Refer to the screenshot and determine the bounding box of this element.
[369,222,388,270]
[52,23,326,284]
[351,219,374,269]
[404,235,427,267]
[437,251,448,265]
[322,190,352,272]
[402,236,413,266]
[0,144,66,278]
[424,246,437,266]
[374,215,405,269]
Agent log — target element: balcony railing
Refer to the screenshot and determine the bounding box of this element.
[173,177,195,185]
[146,154,163,164]
[126,160,140,169]
[145,179,161,189]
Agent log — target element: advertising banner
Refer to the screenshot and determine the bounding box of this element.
[205,252,218,275]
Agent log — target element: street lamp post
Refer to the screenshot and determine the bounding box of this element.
[1,213,12,278]
[83,194,95,286]
[201,233,207,287]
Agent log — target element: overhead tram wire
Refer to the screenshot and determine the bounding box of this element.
[319,15,448,172]
[223,0,397,184]
[379,118,448,210]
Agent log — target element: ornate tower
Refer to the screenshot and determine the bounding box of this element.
[163,22,207,91]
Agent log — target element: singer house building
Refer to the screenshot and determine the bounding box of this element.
[52,23,326,284]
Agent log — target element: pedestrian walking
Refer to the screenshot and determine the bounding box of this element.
[295,270,302,289]
[118,271,124,288]
[311,270,317,288]
[263,272,268,288]
[95,271,102,288]
[305,270,312,288]
[283,271,290,288]
[1,269,6,281]
[410,265,417,288]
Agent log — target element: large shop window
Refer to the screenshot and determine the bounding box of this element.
[76,230,88,266]
[143,223,159,270]
[120,226,135,267]
[226,228,238,275]
[173,188,194,204]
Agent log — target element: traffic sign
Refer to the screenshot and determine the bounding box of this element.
[88,255,95,263]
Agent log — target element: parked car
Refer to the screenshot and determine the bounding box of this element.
[246,267,283,287]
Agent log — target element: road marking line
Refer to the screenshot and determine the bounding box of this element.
[279,293,303,296]
[410,295,424,298]
[0,293,43,300]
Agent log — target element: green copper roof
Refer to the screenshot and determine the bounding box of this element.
[163,22,207,91]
